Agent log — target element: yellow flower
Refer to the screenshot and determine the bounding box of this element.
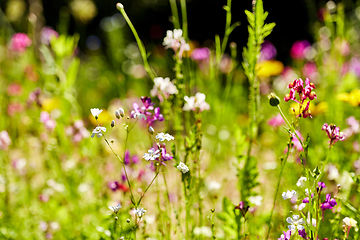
[337,89,360,106]
[89,109,112,125]
[42,98,60,112]
[256,60,284,78]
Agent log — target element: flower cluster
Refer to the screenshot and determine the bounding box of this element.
[183,92,210,112]
[322,123,345,146]
[177,162,189,174]
[320,194,337,211]
[133,208,146,218]
[143,132,174,165]
[163,29,190,58]
[131,97,164,126]
[9,33,32,52]
[284,78,317,118]
[286,215,305,231]
[150,77,178,101]
[282,190,296,200]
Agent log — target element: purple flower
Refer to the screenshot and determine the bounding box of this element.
[350,57,360,77]
[298,229,307,239]
[317,182,326,192]
[160,146,173,161]
[303,197,309,203]
[131,97,164,126]
[40,27,59,45]
[260,40,277,62]
[191,47,210,61]
[235,201,249,217]
[320,194,337,211]
[124,150,131,165]
[277,230,291,240]
[9,33,32,52]
[322,123,345,147]
[108,181,119,192]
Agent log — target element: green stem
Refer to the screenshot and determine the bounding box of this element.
[116,3,156,80]
[180,0,188,40]
[169,0,181,29]
[277,105,304,149]
[137,170,160,206]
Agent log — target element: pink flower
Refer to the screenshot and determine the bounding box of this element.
[9,33,32,52]
[259,40,277,62]
[191,47,210,61]
[0,131,11,150]
[268,113,285,128]
[7,83,23,96]
[290,40,310,60]
[40,27,59,45]
[302,62,318,80]
[322,123,345,147]
[292,130,303,151]
[7,102,23,116]
[40,112,56,131]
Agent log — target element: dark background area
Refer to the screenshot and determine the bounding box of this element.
[1,0,359,64]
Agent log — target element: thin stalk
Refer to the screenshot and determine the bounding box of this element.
[169,0,181,29]
[180,0,188,40]
[137,170,160,206]
[221,0,232,54]
[116,3,156,80]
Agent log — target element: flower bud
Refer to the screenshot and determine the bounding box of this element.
[126,219,130,223]
[268,93,280,107]
[119,108,125,117]
[148,126,154,135]
[115,110,121,119]
[111,120,115,127]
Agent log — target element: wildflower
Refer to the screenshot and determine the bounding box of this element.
[298,203,306,211]
[191,47,210,61]
[296,177,307,187]
[108,203,122,213]
[0,131,11,150]
[248,195,263,206]
[40,112,56,130]
[108,181,119,192]
[298,229,307,239]
[131,97,164,125]
[133,208,146,218]
[160,146,173,162]
[163,29,190,58]
[91,126,106,138]
[317,182,326,192]
[343,116,360,138]
[259,40,277,62]
[7,83,22,96]
[208,181,221,191]
[277,230,291,240]
[177,162,189,173]
[183,92,210,112]
[320,194,337,211]
[322,123,345,146]
[143,148,160,161]
[9,33,32,52]
[151,77,178,100]
[290,40,311,60]
[90,108,103,119]
[282,190,296,200]
[40,27,59,45]
[286,215,305,230]
[336,89,360,107]
[343,217,357,227]
[235,201,249,217]
[156,132,174,142]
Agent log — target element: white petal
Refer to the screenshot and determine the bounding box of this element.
[286,217,294,224]
[298,218,305,224]
[288,225,296,231]
[292,215,300,221]
[297,225,304,230]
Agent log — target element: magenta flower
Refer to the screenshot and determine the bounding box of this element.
[40,112,56,130]
[108,181,120,192]
[290,40,311,60]
[317,182,326,192]
[9,33,32,52]
[298,229,307,239]
[284,78,316,118]
[277,230,291,240]
[191,47,210,61]
[131,97,164,126]
[320,194,337,211]
[322,123,345,147]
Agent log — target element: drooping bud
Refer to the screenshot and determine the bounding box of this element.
[111,120,115,127]
[119,108,125,117]
[116,3,124,10]
[115,110,121,119]
[268,92,280,107]
[148,126,154,134]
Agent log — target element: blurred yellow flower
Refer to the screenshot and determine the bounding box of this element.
[256,60,284,78]
[289,101,327,116]
[69,0,97,24]
[337,89,360,106]
[89,109,112,125]
[42,98,60,112]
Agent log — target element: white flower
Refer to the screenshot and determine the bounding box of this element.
[343,217,357,227]
[177,162,189,174]
[298,203,306,211]
[282,190,296,200]
[152,77,179,96]
[133,208,146,218]
[163,29,184,49]
[193,226,212,237]
[156,132,175,141]
[305,188,312,196]
[183,92,210,112]
[109,203,122,213]
[248,195,263,206]
[296,177,307,187]
[90,108,103,118]
[91,126,106,138]
[286,215,305,231]
[143,148,160,161]
[133,112,147,120]
[208,180,221,191]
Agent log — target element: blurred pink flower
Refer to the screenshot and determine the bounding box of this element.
[7,102,23,116]
[259,40,277,62]
[191,47,210,61]
[290,40,310,60]
[302,62,318,80]
[9,33,32,52]
[41,27,59,45]
[40,112,56,130]
[268,113,285,128]
[0,131,11,150]
[7,83,23,96]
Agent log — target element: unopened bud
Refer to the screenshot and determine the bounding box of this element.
[111,120,115,127]
[268,93,280,107]
[115,216,118,220]
[116,3,124,10]
[115,110,121,119]
[126,219,130,223]
[148,126,154,134]
[119,108,125,117]
[211,208,215,213]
